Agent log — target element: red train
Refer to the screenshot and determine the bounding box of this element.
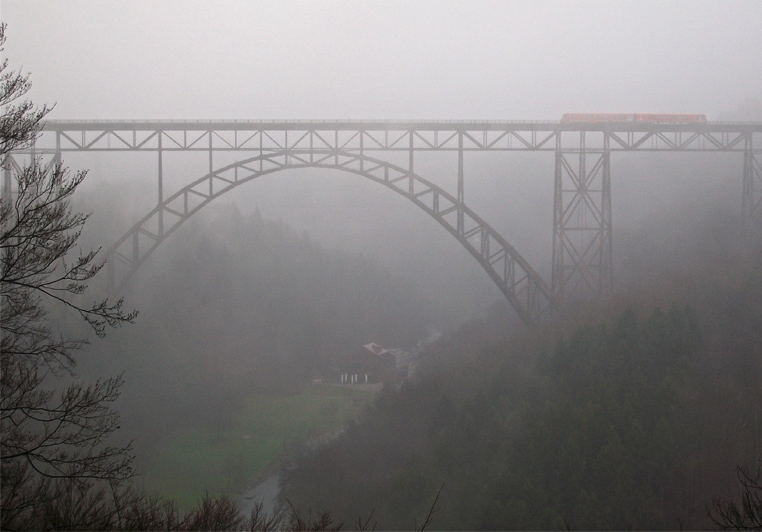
[561,113,707,123]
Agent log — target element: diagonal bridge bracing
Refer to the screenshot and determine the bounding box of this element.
[5,119,762,325]
[103,151,555,325]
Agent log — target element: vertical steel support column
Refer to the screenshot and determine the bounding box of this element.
[408,130,414,195]
[259,129,264,172]
[158,131,163,236]
[359,129,364,172]
[552,131,613,302]
[458,131,464,234]
[45,135,61,193]
[309,128,314,164]
[208,130,213,196]
[552,134,564,299]
[600,134,613,292]
[742,132,762,231]
[55,131,61,167]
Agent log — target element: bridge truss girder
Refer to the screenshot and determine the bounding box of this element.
[742,132,762,231]
[38,120,760,154]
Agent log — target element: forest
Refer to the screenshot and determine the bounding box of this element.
[69,164,762,529]
[279,214,762,530]
[77,203,441,458]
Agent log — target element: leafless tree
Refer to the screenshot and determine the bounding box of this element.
[709,461,762,531]
[0,23,137,529]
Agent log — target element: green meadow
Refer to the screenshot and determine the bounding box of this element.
[137,384,375,509]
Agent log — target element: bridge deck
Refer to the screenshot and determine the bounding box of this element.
[29,119,762,154]
[42,119,762,133]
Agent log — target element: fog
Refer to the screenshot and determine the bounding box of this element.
[4,1,762,120]
[3,1,762,529]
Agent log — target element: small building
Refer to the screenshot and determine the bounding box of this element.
[336,343,395,385]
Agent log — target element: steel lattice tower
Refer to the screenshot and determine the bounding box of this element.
[552,131,613,302]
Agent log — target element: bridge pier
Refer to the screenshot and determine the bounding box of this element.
[458,131,464,235]
[158,132,164,237]
[742,133,762,232]
[552,132,613,303]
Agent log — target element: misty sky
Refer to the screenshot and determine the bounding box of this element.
[3,0,761,121]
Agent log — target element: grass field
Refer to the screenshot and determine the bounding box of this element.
[136,384,375,509]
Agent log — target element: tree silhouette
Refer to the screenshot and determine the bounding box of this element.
[709,462,762,531]
[0,24,137,529]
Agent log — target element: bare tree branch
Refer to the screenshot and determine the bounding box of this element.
[709,462,762,531]
[0,23,138,530]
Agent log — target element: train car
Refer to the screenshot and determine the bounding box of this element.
[561,113,707,123]
[633,113,707,123]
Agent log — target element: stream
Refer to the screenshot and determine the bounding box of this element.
[236,473,281,518]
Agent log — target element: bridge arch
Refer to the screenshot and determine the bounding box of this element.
[104,150,555,324]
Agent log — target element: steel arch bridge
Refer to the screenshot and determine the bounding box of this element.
[5,119,762,325]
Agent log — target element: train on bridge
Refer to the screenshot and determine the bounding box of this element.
[561,113,707,123]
